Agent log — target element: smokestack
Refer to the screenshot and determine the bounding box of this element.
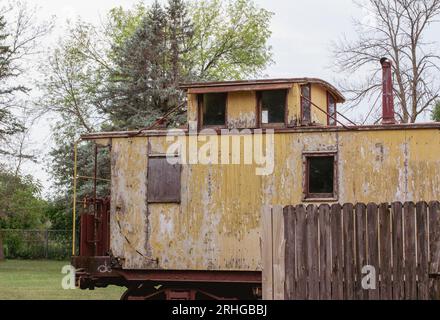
[380,57,396,124]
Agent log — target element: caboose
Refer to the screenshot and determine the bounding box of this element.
[72,59,440,300]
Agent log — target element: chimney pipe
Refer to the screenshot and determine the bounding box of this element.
[380,57,396,124]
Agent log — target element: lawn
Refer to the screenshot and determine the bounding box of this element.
[0,260,125,300]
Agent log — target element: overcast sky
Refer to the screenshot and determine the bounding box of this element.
[19,0,440,194]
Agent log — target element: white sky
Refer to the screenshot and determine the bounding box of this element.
[16,0,440,194]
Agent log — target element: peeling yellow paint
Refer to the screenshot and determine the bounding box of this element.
[311,84,329,125]
[109,128,440,272]
[227,91,257,129]
[186,81,333,130]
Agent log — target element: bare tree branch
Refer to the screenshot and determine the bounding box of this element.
[332,0,440,123]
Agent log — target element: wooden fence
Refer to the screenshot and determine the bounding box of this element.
[261,202,440,300]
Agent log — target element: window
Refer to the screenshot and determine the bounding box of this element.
[259,90,287,126]
[199,93,227,127]
[147,156,181,203]
[304,153,337,200]
[327,93,337,126]
[301,84,311,124]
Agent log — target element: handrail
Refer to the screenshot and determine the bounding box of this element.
[300,95,358,129]
[129,101,186,137]
[76,175,111,182]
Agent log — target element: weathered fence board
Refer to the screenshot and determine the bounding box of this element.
[404,202,417,299]
[261,205,285,300]
[342,203,355,300]
[355,203,368,300]
[379,203,392,300]
[318,205,331,300]
[263,201,440,300]
[367,203,379,300]
[306,205,319,300]
[416,202,429,300]
[272,206,285,300]
[295,205,307,299]
[284,206,295,300]
[331,204,343,300]
[429,201,440,299]
[392,202,405,300]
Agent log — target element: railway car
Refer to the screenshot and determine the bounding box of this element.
[72,59,440,300]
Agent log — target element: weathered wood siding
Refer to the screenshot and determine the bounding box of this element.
[186,82,331,129]
[310,84,329,125]
[227,91,257,129]
[110,128,440,271]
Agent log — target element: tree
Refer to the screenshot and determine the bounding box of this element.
[332,0,440,123]
[0,14,25,148]
[38,21,106,135]
[167,0,193,87]
[39,0,273,205]
[101,0,273,130]
[0,168,49,260]
[0,1,53,166]
[102,1,174,130]
[432,100,440,121]
[187,0,273,81]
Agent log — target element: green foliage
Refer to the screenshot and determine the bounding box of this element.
[0,168,76,260]
[39,19,112,207]
[38,0,273,219]
[107,2,148,56]
[43,198,70,231]
[0,169,46,229]
[1,230,73,260]
[101,0,273,130]
[103,1,174,130]
[432,101,440,122]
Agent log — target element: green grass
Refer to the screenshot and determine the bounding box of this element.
[0,260,125,300]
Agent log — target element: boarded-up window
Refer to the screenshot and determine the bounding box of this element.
[147,156,181,203]
[301,84,311,124]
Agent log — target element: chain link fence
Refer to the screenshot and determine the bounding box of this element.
[0,229,78,260]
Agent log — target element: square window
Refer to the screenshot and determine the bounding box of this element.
[260,90,286,125]
[147,156,181,203]
[200,93,227,127]
[304,154,337,200]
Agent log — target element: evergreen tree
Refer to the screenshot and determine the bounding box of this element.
[101,0,194,130]
[167,0,193,86]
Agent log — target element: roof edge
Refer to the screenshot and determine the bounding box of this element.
[179,78,346,103]
[80,122,440,140]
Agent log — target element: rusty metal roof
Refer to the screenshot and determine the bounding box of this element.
[180,78,346,103]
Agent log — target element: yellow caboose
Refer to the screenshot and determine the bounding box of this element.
[72,59,440,300]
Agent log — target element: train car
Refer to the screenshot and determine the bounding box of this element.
[71,59,440,300]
